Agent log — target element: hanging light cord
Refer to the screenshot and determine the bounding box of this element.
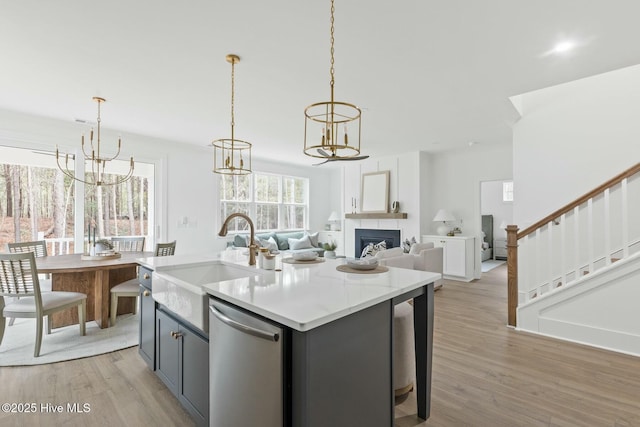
[329,0,335,95]
[230,57,236,143]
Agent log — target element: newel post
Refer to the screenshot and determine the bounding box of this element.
[506,225,519,327]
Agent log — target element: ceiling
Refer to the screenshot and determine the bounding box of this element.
[2,1,640,167]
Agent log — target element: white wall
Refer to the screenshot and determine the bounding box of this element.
[426,143,513,277]
[0,108,337,255]
[512,64,640,229]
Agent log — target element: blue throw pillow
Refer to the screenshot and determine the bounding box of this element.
[275,232,304,250]
[233,234,248,247]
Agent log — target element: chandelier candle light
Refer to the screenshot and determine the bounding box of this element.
[212,54,252,175]
[303,0,364,162]
[56,97,134,186]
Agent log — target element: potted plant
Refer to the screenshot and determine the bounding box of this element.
[323,241,337,259]
[95,239,114,253]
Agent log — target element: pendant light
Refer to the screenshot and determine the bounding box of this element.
[304,0,365,162]
[212,54,252,175]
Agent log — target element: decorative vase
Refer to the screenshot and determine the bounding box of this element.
[95,243,112,254]
[325,250,336,259]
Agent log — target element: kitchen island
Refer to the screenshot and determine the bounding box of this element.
[139,251,438,426]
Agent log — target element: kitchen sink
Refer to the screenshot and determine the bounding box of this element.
[153,261,266,332]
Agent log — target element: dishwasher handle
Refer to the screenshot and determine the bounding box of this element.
[209,305,280,342]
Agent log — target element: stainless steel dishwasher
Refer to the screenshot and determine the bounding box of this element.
[209,298,283,427]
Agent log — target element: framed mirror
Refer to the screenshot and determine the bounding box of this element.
[361,170,389,213]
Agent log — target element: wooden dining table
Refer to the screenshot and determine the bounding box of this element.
[36,252,153,329]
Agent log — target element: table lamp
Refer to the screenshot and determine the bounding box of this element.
[328,211,341,230]
[433,209,456,236]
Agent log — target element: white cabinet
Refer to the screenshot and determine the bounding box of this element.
[318,231,344,256]
[422,235,475,282]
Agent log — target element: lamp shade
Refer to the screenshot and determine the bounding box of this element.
[328,211,340,222]
[433,209,455,236]
[432,209,456,222]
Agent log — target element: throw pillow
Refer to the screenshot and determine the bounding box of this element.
[276,232,304,250]
[233,234,248,248]
[258,236,279,252]
[288,235,314,250]
[306,231,320,247]
[402,236,417,253]
[360,240,387,258]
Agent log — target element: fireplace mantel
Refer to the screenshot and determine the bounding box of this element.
[345,213,407,219]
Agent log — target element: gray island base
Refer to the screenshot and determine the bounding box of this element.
[290,284,433,426]
[209,283,433,427]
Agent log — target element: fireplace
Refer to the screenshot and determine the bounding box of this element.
[354,229,401,257]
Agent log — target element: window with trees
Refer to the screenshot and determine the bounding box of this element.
[220,172,308,233]
[0,145,154,254]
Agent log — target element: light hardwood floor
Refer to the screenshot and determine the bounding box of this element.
[396,264,640,426]
[1,264,639,426]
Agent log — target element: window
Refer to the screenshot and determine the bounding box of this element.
[0,145,154,254]
[503,181,514,202]
[84,159,153,240]
[220,172,308,233]
[0,146,76,253]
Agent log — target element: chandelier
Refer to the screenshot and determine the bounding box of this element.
[303,0,365,163]
[56,97,134,186]
[212,54,252,175]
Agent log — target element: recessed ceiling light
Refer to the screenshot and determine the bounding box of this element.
[553,41,574,54]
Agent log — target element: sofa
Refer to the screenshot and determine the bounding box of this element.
[231,230,325,255]
[374,243,444,289]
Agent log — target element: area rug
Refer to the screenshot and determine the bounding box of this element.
[0,313,139,366]
[481,260,506,273]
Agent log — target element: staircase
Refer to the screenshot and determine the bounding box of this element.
[507,163,640,356]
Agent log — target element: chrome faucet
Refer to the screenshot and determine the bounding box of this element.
[218,213,257,266]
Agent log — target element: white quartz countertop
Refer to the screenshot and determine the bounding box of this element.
[139,250,440,332]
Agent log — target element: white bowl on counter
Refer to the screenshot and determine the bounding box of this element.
[292,251,318,261]
[346,257,379,270]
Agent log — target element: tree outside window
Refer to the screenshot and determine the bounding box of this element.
[220,173,308,232]
[0,145,154,254]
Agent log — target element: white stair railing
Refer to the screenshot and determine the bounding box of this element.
[507,163,640,326]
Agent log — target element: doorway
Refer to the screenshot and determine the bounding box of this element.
[480,180,512,275]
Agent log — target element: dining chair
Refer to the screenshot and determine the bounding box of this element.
[0,252,87,357]
[7,240,48,258]
[6,240,52,327]
[109,241,176,326]
[110,236,146,252]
